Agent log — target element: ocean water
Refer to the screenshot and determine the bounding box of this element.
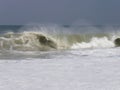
[0,25,120,90]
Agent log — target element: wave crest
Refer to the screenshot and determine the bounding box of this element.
[0,32,59,51]
[0,31,119,51]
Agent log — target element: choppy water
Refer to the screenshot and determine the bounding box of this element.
[0,25,120,90]
[0,24,120,60]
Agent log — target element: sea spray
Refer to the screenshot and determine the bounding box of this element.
[71,37,115,49]
[0,31,118,51]
[0,25,120,51]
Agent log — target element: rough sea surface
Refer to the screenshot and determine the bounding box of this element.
[0,25,120,90]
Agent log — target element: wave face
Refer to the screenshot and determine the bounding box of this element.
[0,25,120,51]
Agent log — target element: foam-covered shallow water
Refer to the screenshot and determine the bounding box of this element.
[0,47,119,60]
[0,48,120,90]
[0,25,120,90]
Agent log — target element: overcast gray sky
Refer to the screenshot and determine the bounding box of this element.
[0,0,120,25]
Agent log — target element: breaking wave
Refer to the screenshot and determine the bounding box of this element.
[0,24,120,51]
[0,31,119,51]
[71,37,115,49]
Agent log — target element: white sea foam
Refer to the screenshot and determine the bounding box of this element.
[0,48,120,90]
[71,37,115,49]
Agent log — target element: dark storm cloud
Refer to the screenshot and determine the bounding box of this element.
[0,0,120,25]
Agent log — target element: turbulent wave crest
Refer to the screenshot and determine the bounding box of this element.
[0,32,117,51]
[0,30,119,51]
[0,32,59,51]
[71,37,115,49]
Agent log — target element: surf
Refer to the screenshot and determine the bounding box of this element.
[0,25,120,51]
[0,31,118,51]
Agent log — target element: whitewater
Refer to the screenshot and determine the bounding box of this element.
[0,25,120,90]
